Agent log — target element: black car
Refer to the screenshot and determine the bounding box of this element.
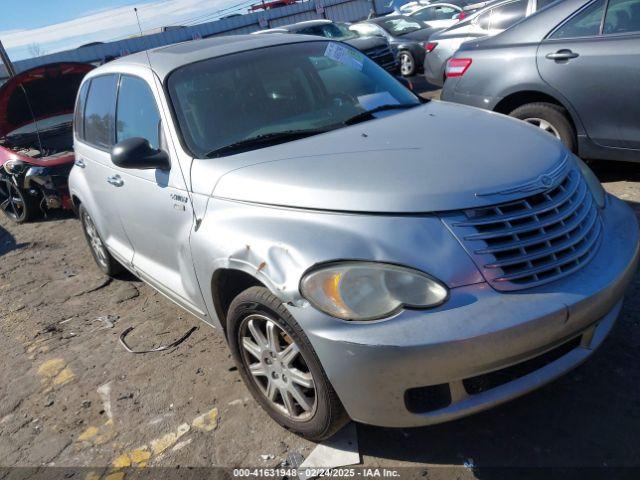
[254,20,399,73]
[349,15,438,76]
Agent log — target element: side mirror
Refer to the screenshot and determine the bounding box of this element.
[111,137,170,170]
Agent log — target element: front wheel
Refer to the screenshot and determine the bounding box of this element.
[227,286,348,441]
[509,102,576,152]
[398,51,416,77]
[0,179,39,224]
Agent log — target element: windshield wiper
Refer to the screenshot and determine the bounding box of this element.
[204,128,333,158]
[342,103,419,126]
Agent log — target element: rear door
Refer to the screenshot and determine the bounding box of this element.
[75,74,134,266]
[110,73,207,317]
[537,0,640,149]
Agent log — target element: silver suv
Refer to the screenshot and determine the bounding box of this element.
[70,34,638,440]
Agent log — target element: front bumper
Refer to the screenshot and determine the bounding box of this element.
[288,196,639,427]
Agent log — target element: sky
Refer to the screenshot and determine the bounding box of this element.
[0,0,253,61]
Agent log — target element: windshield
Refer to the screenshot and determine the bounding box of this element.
[167,41,420,158]
[323,23,358,39]
[380,17,425,35]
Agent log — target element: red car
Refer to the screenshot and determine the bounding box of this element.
[0,62,93,223]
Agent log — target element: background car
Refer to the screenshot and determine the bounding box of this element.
[253,20,399,73]
[350,15,438,76]
[423,0,556,86]
[409,0,486,28]
[0,62,94,223]
[441,0,640,162]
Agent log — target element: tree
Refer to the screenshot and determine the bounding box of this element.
[27,43,45,58]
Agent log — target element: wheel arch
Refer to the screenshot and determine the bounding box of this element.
[493,90,579,136]
[210,267,268,336]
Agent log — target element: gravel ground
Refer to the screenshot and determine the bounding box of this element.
[0,99,638,476]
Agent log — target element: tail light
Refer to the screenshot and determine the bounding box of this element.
[446,58,472,78]
[424,42,438,53]
[457,11,467,21]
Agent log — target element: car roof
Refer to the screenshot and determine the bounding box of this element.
[366,14,416,24]
[87,34,323,80]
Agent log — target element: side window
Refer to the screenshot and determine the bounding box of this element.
[74,81,89,140]
[537,0,559,9]
[489,0,528,30]
[550,0,606,38]
[476,10,492,29]
[83,75,117,149]
[604,0,640,34]
[434,6,459,20]
[116,75,161,149]
[297,26,324,36]
[413,6,439,21]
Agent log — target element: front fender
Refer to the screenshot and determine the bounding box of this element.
[191,198,483,328]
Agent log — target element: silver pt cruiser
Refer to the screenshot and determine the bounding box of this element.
[69,34,639,440]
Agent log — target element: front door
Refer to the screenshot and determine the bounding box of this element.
[537,0,640,150]
[109,73,207,317]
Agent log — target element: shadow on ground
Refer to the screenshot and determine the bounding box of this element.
[0,223,28,257]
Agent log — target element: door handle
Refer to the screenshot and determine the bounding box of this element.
[546,49,579,61]
[75,158,86,168]
[107,175,124,187]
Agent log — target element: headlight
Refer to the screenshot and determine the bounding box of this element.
[576,158,606,208]
[300,262,448,321]
[3,159,25,174]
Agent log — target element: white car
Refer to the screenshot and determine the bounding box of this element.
[409,2,470,29]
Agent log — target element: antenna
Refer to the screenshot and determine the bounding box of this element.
[134,8,154,71]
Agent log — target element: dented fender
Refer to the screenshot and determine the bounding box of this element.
[189,197,484,329]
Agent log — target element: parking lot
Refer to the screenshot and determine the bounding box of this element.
[0,67,638,475]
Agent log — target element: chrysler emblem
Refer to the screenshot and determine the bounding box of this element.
[476,156,569,197]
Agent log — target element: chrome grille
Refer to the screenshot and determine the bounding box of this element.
[363,45,398,72]
[442,168,603,291]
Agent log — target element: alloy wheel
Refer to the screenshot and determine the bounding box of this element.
[524,117,561,139]
[239,313,317,420]
[0,180,26,221]
[83,212,109,268]
[399,52,414,76]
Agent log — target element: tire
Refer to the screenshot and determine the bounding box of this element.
[509,102,576,152]
[0,180,40,224]
[227,286,348,441]
[398,51,416,77]
[79,204,123,277]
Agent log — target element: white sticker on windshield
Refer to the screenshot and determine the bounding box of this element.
[324,42,364,71]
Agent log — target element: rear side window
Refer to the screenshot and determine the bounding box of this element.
[489,0,528,29]
[551,0,605,38]
[83,74,117,150]
[74,81,89,140]
[116,75,161,149]
[414,5,460,21]
[604,0,640,34]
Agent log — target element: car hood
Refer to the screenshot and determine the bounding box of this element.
[0,62,94,138]
[395,28,437,42]
[344,36,388,50]
[208,101,569,213]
